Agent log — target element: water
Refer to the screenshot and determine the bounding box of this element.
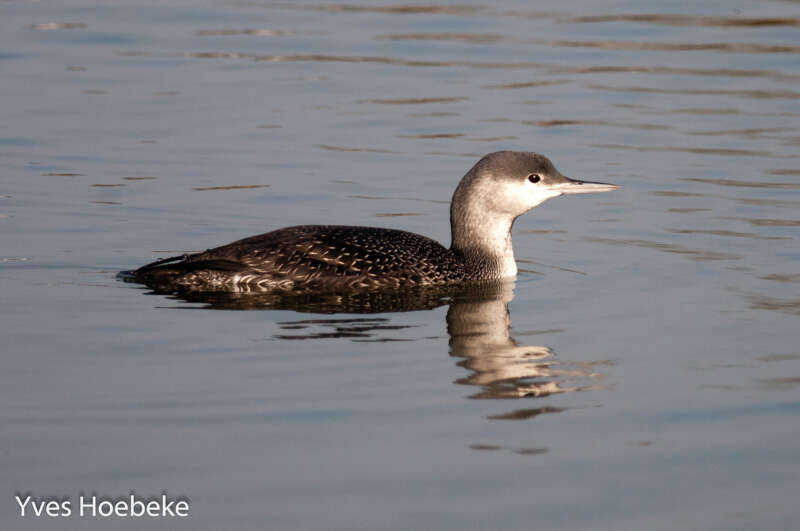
[2,0,799,529]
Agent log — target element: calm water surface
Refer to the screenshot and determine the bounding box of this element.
[2,1,799,530]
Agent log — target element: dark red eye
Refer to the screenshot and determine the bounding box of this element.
[528,174,541,183]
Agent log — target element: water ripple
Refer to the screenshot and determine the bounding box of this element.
[665,228,789,241]
[194,28,309,37]
[29,22,87,30]
[375,32,509,44]
[586,237,742,261]
[192,185,270,191]
[684,178,800,189]
[263,2,485,15]
[524,119,670,131]
[688,128,796,138]
[317,144,398,153]
[565,14,800,28]
[358,97,467,104]
[253,4,800,30]
[548,39,800,54]
[768,169,800,176]
[588,84,800,100]
[593,144,778,158]
[483,80,569,89]
[760,274,800,284]
[396,133,464,139]
[722,216,800,227]
[116,50,800,83]
[747,295,800,316]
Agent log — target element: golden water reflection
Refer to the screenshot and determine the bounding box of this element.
[447,282,607,404]
[147,280,609,418]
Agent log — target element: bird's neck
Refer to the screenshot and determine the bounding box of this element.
[450,211,518,280]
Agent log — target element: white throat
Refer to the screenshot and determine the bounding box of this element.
[456,211,518,277]
[450,168,559,279]
[450,179,521,278]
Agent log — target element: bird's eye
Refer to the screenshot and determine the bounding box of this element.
[528,174,541,184]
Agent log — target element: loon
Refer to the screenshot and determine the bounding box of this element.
[128,151,617,292]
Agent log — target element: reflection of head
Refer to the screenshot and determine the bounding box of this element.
[155,279,608,413]
[447,281,606,402]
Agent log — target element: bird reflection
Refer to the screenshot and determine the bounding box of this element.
[143,285,453,313]
[136,280,606,415]
[447,282,605,406]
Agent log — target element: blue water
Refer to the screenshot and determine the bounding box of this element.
[2,1,799,530]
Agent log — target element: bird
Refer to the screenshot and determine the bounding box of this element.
[126,151,617,292]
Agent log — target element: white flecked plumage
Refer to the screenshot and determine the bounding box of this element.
[128,151,617,292]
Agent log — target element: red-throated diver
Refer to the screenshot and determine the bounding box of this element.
[128,151,617,292]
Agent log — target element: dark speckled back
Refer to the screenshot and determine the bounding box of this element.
[135,225,466,291]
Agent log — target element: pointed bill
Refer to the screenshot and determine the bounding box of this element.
[549,177,618,195]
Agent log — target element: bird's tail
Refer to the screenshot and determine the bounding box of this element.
[119,253,245,289]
